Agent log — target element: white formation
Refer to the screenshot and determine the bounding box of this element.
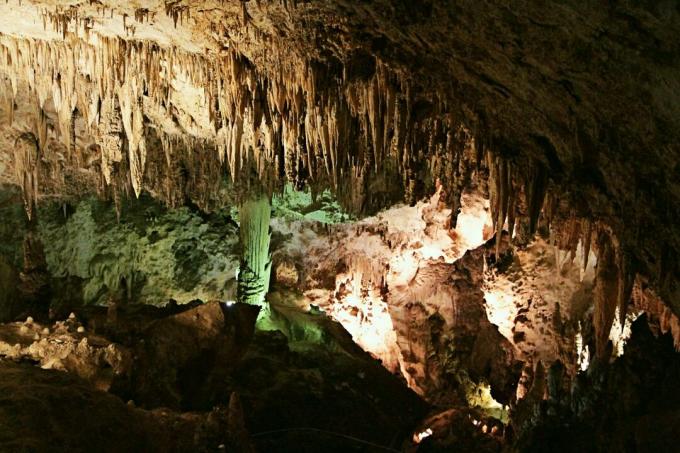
[575,323,590,372]
[608,305,640,358]
[482,237,597,375]
[0,316,131,391]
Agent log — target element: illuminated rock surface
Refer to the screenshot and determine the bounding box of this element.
[0,0,679,451]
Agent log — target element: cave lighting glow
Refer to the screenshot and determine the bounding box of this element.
[465,380,507,422]
[327,289,402,372]
[609,306,640,358]
[322,191,494,390]
[575,323,590,371]
[482,287,516,341]
[454,195,492,253]
[418,244,447,260]
[413,428,433,444]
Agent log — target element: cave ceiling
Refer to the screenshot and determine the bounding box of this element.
[0,0,678,322]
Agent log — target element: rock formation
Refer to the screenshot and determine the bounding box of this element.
[0,1,678,451]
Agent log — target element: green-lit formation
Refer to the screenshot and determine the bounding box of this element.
[237,194,272,315]
[271,184,350,224]
[0,182,350,319]
[36,197,240,307]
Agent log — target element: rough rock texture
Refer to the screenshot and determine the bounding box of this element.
[0,256,18,321]
[0,194,242,310]
[408,407,504,453]
[631,276,680,350]
[271,190,524,407]
[0,297,430,452]
[0,0,677,322]
[126,301,260,410]
[0,314,131,391]
[0,182,348,316]
[512,315,680,453]
[227,329,429,453]
[0,173,673,451]
[0,361,237,453]
[483,237,597,384]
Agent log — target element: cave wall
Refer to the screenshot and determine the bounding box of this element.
[0,0,677,322]
[0,0,680,444]
[0,195,241,311]
[0,182,350,317]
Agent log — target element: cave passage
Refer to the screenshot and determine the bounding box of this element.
[0,1,679,452]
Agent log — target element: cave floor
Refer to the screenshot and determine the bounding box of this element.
[0,300,505,453]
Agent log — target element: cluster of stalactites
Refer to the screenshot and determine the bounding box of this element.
[163,1,190,28]
[591,226,634,359]
[43,5,94,40]
[480,152,645,360]
[204,53,407,204]
[428,123,479,227]
[482,152,603,276]
[0,34,211,199]
[1,31,487,218]
[541,213,638,361]
[631,277,680,351]
[484,152,548,257]
[153,131,225,211]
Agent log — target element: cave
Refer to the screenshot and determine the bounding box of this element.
[0,1,679,452]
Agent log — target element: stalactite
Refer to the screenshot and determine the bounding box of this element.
[98,96,124,185]
[593,229,619,359]
[0,29,492,216]
[6,95,14,126]
[632,276,680,350]
[581,219,592,273]
[116,78,147,197]
[525,161,548,235]
[70,108,78,159]
[615,247,634,329]
[507,186,517,241]
[32,104,48,155]
[13,132,40,220]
